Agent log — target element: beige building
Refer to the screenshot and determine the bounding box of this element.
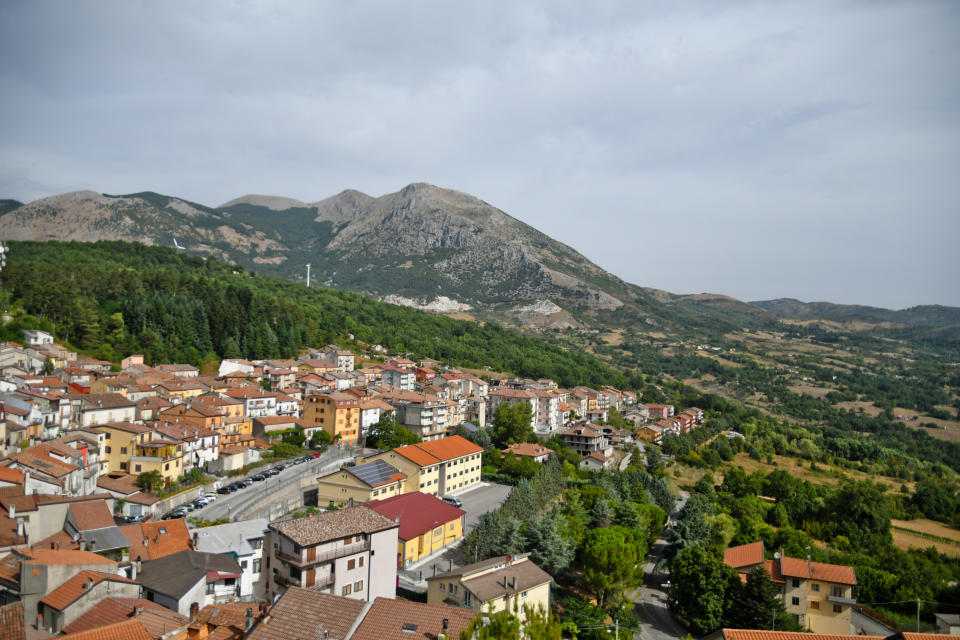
[303,392,361,446]
[91,422,155,474]
[426,553,552,622]
[724,541,857,634]
[313,459,408,507]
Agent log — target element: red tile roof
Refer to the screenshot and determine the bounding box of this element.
[40,570,137,611]
[0,467,25,485]
[61,597,187,637]
[723,541,765,569]
[20,548,116,566]
[395,436,481,466]
[69,500,116,531]
[119,518,192,562]
[722,631,882,640]
[61,618,153,640]
[0,601,24,640]
[351,597,478,640]
[778,556,856,585]
[367,492,465,541]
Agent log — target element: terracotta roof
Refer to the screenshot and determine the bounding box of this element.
[69,500,116,531]
[722,631,882,640]
[61,618,153,640]
[248,587,365,640]
[97,472,141,495]
[0,601,24,640]
[396,436,482,465]
[61,597,187,637]
[92,421,152,435]
[502,443,554,458]
[351,597,478,640]
[778,556,856,585]
[193,602,253,640]
[20,548,116,566]
[0,553,22,586]
[724,541,765,569]
[119,519,192,562]
[40,570,138,611]
[269,506,397,546]
[367,492,465,541]
[0,467,25,485]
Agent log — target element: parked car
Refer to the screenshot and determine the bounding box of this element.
[441,495,463,508]
[204,492,217,501]
[217,486,232,494]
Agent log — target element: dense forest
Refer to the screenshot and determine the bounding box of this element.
[0,240,633,389]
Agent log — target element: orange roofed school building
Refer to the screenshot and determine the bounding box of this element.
[724,541,857,634]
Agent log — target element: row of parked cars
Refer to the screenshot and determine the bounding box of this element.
[160,453,323,520]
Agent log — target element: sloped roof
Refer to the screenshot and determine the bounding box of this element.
[367,492,465,541]
[0,601,24,640]
[269,506,397,546]
[351,597,478,640]
[724,541,765,569]
[190,519,269,557]
[459,557,552,602]
[21,548,115,566]
[778,556,856,585]
[61,597,187,637]
[722,631,882,640]
[248,587,365,640]
[138,550,240,600]
[119,519,192,562]
[40,570,138,611]
[61,618,152,640]
[346,460,406,488]
[69,500,115,531]
[394,436,481,466]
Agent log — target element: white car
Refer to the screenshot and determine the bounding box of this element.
[203,492,217,501]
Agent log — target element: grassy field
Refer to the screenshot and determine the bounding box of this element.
[891,519,960,543]
[890,519,960,557]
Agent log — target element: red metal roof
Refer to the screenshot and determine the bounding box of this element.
[366,492,465,541]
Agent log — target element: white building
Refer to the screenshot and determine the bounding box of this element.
[190,518,269,601]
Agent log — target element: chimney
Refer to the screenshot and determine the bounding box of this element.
[89,539,96,551]
[79,537,86,551]
[245,608,254,632]
[136,556,142,574]
[17,519,24,539]
[134,606,144,617]
[192,532,199,549]
[189,602,199,623]
[83,577,94,591]
[7,504,13,519]
[55,541,60,550]
[143,536,149,549]
[441,618,449,637]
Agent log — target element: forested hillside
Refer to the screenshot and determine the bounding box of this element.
[0,240,631,389]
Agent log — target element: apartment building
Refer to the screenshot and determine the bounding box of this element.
[303,392,361,446]
[266,506,398,602]
[426,553,552,622]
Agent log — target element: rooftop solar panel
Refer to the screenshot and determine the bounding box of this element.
[347,460,403,487]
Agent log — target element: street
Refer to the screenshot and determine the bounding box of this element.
[187,447,363,522]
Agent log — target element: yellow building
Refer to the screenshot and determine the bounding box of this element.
[426,554,552,622]
[303,392,361,445]
[724,541,857,634]
[367,491,466,568]
[91,422,155,473]
[312,459,407,507]
[363,435,482,497]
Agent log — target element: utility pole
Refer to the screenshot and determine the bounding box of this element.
[306,263,311,287]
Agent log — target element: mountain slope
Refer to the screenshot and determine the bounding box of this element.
[751,298,960,327]
[0,183,894,337]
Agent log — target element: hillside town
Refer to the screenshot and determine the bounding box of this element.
[0,331,952,640]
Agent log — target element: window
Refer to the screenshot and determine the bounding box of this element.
[358,557,364,567]
[791,597,800,606]
[522,591,528,599]
[833,604,843,613]
[354,580,363,591]
[105,446,112,454]
[241,560,248,569]
[224,578,236,586]
[811,583,820,592]
[810,601,820,610]
[253,559,261,573]
[165,463,170,471]
[135,464,142,472]
[792,578,800,588]
[121,447,127,454]
[348,559,355,570]
[439,583,445,592]
[342,584,352,596]
[159,527,167,534]
[120,462,127,470]
[206,583,215,594]
[252,539,262,550]
[831,586,843,597]
[105,432,111,439]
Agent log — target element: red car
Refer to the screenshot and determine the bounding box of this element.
[311,452,321,459]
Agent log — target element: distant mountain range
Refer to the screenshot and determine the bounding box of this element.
[1,183,956,337]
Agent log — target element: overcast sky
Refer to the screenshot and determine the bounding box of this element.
[2,1,958,309]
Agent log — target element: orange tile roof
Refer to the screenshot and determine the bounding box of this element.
[723,541,765,569]
[502,442,554,458]
[61,597,187,636]
[0,601,24,640]
[778,556,856,585]
[119,518,192,562]
[70,500,116,531]
[0,467,24,485]
[723,631,882,640]
[351,596,478,640]
[407,435,482,462]
[392,444,442,467]
[40,570,137,611]
[62,618,153,640]
[21,548,116,566]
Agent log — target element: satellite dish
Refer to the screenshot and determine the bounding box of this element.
[774,551,781,559]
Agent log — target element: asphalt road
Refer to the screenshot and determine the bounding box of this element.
[454,481,512,534]
[180,447,364,522]
[628,490,690,640]
[852,609,897,636]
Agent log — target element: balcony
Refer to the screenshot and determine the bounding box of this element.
[827,595,856,606]
[275,540,369,567]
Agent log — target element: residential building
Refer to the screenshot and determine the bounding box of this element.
[91,422,154,474]
[487,389,538,429]
[724,541,857,634]
[77,394,138,428]
[266,505,398,602]
[502,442,554,463]
[60,597,188,637]
[367,492,465,568]
[38,569,141,634]
[560,424,612,457]
[380,366,415,391]
[190,518,269,601]
[303,392,361,446]
[138,550,243,616]
[313,459,408,507]
[248,588,477,640]
[224,387,278,418]
[935,613,960,635]
[426,553,552,622]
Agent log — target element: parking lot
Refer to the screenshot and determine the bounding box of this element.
[449,481,512,533]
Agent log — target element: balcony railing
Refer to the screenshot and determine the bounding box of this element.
[275,540,369,567]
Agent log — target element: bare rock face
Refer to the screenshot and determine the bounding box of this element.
[0,182,635,324]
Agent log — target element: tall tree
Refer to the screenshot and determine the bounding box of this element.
[727,565,798,631]
[491,402,534,447]
[582,525,647,609]
[669,546,741,636]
